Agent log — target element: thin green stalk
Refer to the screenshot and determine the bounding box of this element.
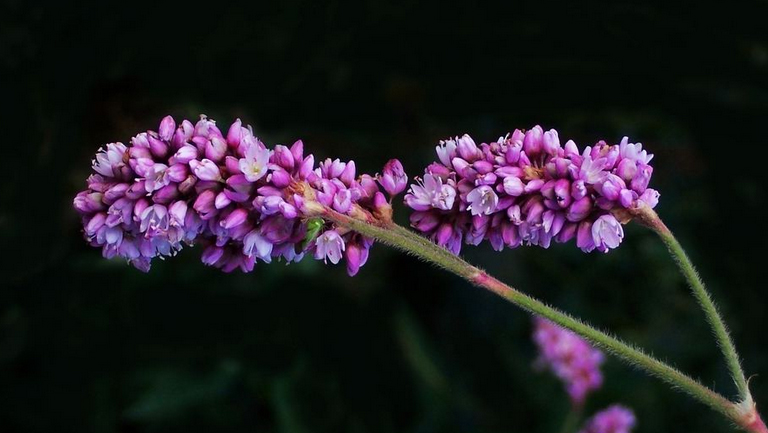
[558,405,583,433]
[315,206,737,422]
[630,206,750,402]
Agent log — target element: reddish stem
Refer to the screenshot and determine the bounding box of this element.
[742,411,768,433]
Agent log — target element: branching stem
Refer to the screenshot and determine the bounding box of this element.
[306,202,767,432]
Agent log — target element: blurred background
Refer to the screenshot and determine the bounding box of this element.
[2,0,768,432]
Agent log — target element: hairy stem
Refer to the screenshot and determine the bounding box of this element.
[314,206,738,423]
[630,205,750,402]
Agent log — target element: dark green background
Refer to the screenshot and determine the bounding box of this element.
[3,1,768,432]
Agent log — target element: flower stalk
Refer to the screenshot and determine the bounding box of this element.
[558,405,583,433]
[74,116,766,431]
[628,205,751,403]
[314,202,765,432]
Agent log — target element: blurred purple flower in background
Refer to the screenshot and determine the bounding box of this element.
[405,127,659,254]
[578,405,636,433]
[532,317,605,405]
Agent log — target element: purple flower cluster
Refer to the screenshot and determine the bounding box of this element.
[405,126,659,254]
[578,405,636,433]
[74,115,406,274]
[532,319,636,428]
[532,317,604,405]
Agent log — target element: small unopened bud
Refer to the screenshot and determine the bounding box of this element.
[379,159,407,196]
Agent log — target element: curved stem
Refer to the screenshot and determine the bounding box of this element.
[630,205,750,402]
[314,206,738,422]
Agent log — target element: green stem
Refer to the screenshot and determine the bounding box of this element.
[631,206,750,402]
[558,405,583,433]
[315,206,737,422]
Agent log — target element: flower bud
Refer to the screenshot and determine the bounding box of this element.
[169,201,188,226]
[340,160,356,185]
[619,189,636,208]
[523,125,543,155]
[345,242,364,276]
[542,129,560,155]
[274,145,295,170]
[473,160,494,174]
[321,158,346,178]
[131,133,150,149]
[357,174,379,199]
[639,188,660,208]
[616,158,637,181]
[220,208,249,229]
[214,191,231,209]
[279,201,298,219]
[553,179,572,208]
[631,164,652,192]
[299,154,315,180]
[148,135,169,158]
[153,184,179,204]
[379,159,407,196]
[290,140,304,163]
[435,223,454,246]
[566,196,592,222]
[524,179,545,193]
[178,175,197,194]
[564,139,579,158]
[502,176,525,196]
[372,191,389,213]
[85,212,107,236]
[571,180,587,200]
[193,190,216,219]
[104,183,130,204]
[576,220,595,252]
[456,134,481,161]
[169,145,198,165]
[451,157,477,179]
[205,137,227,162]
[165,164,189,183]
[223,189,250,203]
[190,159,222,181]
[501,223,520,247]
[269,168,292,188]
[594,174,624,201]
[202,245,225,265]
[172,120,194,148]
[524,198,545,224]
[226,119,243,147]
[132,198,149,222]
[507,204,522,224]
[556,222,577,243]
[410,211,440,232]
[603,145,620,168]
[114,179,138,198]
[158,115,176,141]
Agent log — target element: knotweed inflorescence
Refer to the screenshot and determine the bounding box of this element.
[405,126,659,254]
[73,115,406,274]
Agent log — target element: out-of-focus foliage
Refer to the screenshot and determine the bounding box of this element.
[2,0,767,432]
